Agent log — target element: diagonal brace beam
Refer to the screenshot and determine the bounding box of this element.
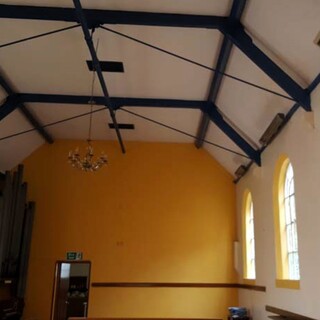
[0,74,53,143]
[73,0,125,153]
[195,37,234,149]
[222,23,311,110]
[0,95,20,121]
[206,104,261,165]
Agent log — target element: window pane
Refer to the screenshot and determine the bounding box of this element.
[290,197,296,220]
[293,253,300,279]
[292,223,298,252]
[286,224,293,252]
[289,178,294,195]
[284,199,291,224]
[245,195,256,279]
[283,162,300,280]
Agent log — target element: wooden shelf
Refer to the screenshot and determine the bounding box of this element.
[266,305,316,320]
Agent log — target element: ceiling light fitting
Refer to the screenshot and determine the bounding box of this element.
[68,140,107,172]
[68,39,108,172]
[234,165,247,178]
[259,113,285,147]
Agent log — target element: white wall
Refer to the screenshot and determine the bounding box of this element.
[236,84,320,319]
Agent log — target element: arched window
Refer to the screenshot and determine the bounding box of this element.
[273,156,300,288]
[283,163,300,280]
[242,191,256,280]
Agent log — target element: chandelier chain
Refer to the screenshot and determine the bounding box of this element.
[68,37,108,172]
[88,38,99,143]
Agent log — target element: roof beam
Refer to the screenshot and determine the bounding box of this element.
[0,74,53,143]
[73,0,125,153]
[0,95,19,121]
[0,4,311,110]
[222,23,311,110]
[195,0,247,149]
[16,93,207,110]
[0,4,227,29]
[0,1,310,156]
[206,105,261,165]
[234,73,320,183]
[4,92,260,163]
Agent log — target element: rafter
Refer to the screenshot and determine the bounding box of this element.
[222,24,311,110]
[0,74,53,144]
[207,106,261,165]
[0,3,310,111]
[73,0,126,153]
[0,95,19,121]
[195,0,247,149]
[234,73,320,183]
[0,2,311,165]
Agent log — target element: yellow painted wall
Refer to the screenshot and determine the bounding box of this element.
[22,140,238,320]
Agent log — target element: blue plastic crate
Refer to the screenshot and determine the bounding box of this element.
[228,307,248,317]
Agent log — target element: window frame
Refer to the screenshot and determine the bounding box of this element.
[242,190,256,282]
[273,155,300,289]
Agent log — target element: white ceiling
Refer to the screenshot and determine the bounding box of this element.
[0,0,319,174]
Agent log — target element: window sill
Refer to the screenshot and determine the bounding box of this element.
[275,279,300,289]
[243,279,256,285]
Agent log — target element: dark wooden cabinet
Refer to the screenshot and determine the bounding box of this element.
[66,296,87,318]
[66,276,89,318]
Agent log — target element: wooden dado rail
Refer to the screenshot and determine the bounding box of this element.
[69,318,222,320]
[266,305,316,320]
[91,282,266,292]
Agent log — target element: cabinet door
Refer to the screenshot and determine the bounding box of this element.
[66,298,87,318]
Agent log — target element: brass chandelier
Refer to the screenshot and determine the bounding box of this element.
[68,139,107,171]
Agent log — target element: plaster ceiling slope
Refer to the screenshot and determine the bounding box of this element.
[0,0,319,175]
[0,109,44,172]
[243,0,320,84]
[0,21,221,98]
[0,78,44,172]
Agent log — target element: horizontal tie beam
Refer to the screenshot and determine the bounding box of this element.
[0,4,228,29]
[0,2,311,163]
[15,93,207,110]
[3,92,260,163]
[0,4,310,112]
